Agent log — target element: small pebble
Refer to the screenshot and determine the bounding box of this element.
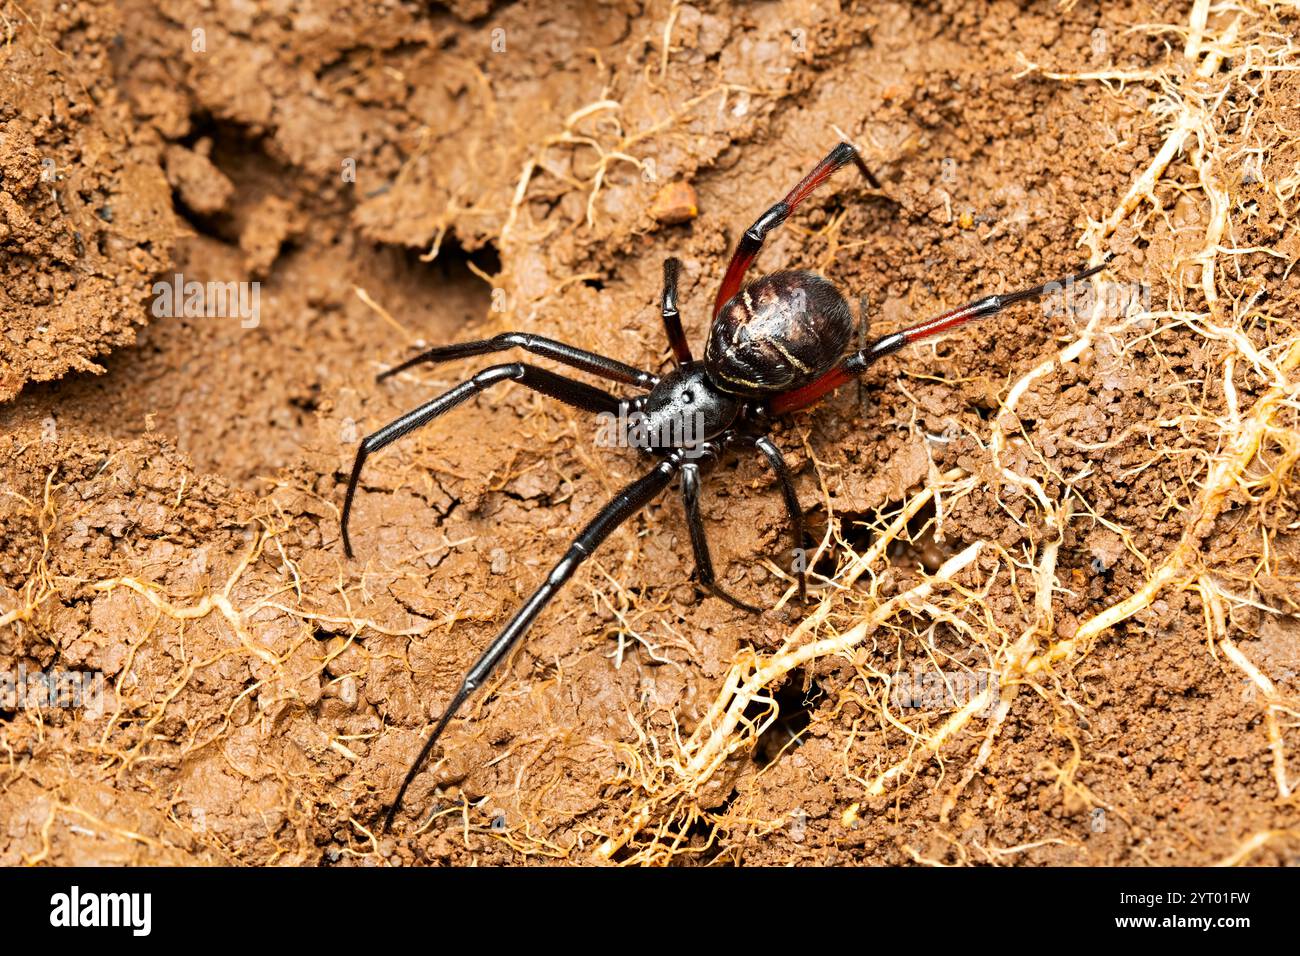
[339,675,358,707]
[649,181,699,225]
[919,541,946,572]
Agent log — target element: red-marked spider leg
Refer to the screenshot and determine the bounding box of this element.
[680,462,761,614]
[766,364,856,417]
[341,363,624,558]
[769,256,1113,416]
[660,257,692,365]
[713,141,880,318]
[751,435,807,603]
[381,458,681,831]
[378,333,657,388]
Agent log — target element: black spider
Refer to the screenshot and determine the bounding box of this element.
[339,141,1110,829]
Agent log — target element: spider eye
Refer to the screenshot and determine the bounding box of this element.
[682,390,694,403]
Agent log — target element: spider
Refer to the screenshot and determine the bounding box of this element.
[339,141,1110,829]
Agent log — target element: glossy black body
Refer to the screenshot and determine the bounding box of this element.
[632,363,741,452]
[705,271,854,396]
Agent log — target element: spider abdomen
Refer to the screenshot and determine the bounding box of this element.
[704,270,853,396]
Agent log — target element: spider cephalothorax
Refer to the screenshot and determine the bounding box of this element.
[339,140,1111,829]
[632,363,739,452]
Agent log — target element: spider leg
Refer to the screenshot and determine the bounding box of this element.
[378,332,657,388]
[713,141,879,319]
[381,457,681,831]
[660,257,693,366]
[680,461,761,614]
[768,255,1114,415]
[750,435,807,604]
[341,362,624,558]
[856,293,870,420]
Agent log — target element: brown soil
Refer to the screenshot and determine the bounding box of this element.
[2,0,1298,866]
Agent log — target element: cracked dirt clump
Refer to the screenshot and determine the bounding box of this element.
[0,0,181,403]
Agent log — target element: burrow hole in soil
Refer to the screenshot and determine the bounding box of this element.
[169,115,285,242]
[749,667,823,767]
[410,232,503,314]
[804,496,954,582]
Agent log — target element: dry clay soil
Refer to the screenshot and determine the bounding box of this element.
[1,0,1299,865]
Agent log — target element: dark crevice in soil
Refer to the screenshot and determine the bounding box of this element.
[752,668,822,767]
[413,234,501,330]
